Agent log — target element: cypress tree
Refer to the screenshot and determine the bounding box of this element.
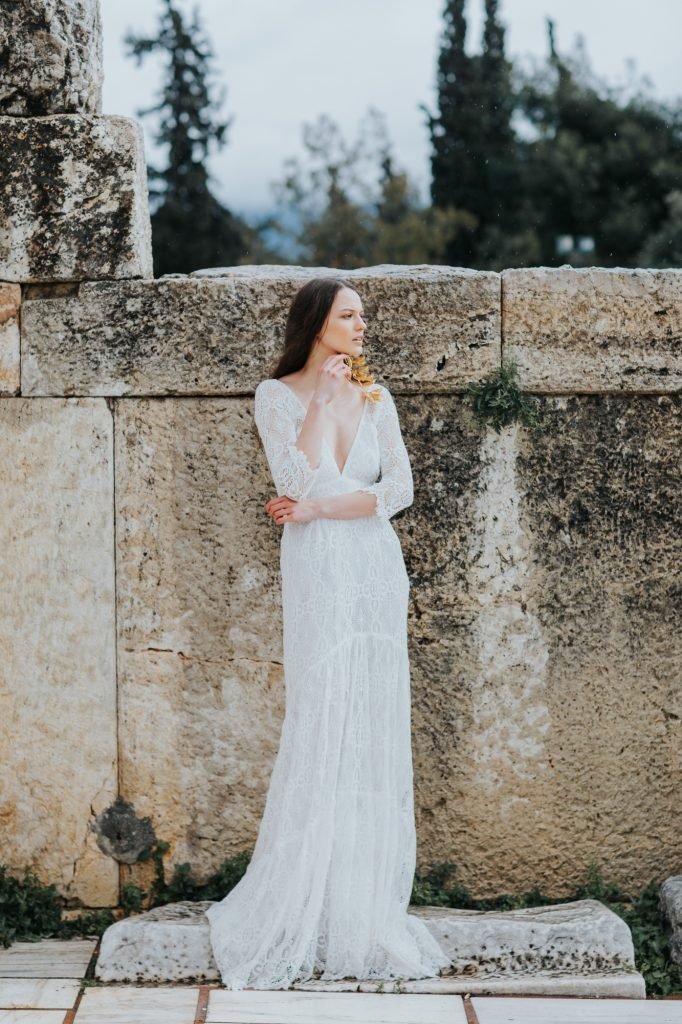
[424,0,518,266]
[423,0,482,264]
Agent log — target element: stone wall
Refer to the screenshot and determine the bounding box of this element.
[2,262,680,907]
[0,2,680,909]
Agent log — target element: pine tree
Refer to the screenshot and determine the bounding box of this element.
[124,0,249,275]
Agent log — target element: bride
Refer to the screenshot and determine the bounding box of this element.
[206,276,452,989]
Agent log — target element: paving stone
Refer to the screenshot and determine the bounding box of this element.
[473,995,679,1023]
[0,940,96,979]
[0,1011,69,1024]
[75,985,199,1024]
[206,988,464,1023]
[0,978,80,1008]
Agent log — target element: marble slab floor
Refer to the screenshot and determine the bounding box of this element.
[0,939,681,1024]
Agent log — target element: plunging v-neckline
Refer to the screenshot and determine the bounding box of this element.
[273,378,368,477]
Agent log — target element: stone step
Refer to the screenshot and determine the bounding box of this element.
[94,898,645,997]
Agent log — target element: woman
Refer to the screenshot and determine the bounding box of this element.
[206,277,452,989]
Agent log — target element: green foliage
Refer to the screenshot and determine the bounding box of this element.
[423,3,682,270]
[0,864,115,945]
[137,839,251,908]
[124,0,261,274]
[514,35,682,270]
[270,108,467,268]
[423,0,520,267]
[120,882,146,915]
[0,840,250,948]
[0,866,62,946]
[411,860,682,998]
[463,358,548,434]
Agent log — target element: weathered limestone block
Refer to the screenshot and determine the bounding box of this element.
[0,399,118,905]
[402,392,682,895]
[503,266,682,392]
[0,0,102,115]
[0,115,152,282]
[94,898,645,997]
[21,265,499,396]
[110,383,680,897]
[114,397,285,873]
[660,875,682,964]
[0,283,20,395]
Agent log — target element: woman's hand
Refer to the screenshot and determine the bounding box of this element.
[312,352,353,406]
[264,495,318,526]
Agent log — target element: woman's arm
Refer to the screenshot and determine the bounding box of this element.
[254,379,328,501]
[311,490,380,519]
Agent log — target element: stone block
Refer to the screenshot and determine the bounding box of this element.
[106,384,682,897]
[0,115,152,283]
[114,397,285,874]
[21,265,499,396]
[94,898,645,997]
[401,392,682,895]
[0,399,118,904]
[0,0,102,115]
[0,283,20,395]
[660,875,682,965]
[503,266,682,392]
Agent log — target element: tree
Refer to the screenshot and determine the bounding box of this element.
[124,0,255,275]
[270,107,466,268]
[639,190,682,266]
[372,150,473,266]
[515,19,682,267]
[421,0,519,266]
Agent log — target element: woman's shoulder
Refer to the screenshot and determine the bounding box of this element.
[255,377,284,400]
[254,378,286,417]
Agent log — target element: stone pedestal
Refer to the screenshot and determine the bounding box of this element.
[94,898,645,997]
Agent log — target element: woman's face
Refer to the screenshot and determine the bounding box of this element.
[315,287,366,358]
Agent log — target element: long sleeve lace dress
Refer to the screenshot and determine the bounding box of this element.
[205,376,452,989]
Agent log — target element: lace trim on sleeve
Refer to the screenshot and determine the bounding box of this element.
[357,484,389,520]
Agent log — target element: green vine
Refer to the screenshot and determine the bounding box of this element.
[463,357,548,434]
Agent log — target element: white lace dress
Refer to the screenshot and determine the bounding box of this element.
[205,377,452,989]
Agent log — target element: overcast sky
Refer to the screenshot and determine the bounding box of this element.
[101,0,682,219]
